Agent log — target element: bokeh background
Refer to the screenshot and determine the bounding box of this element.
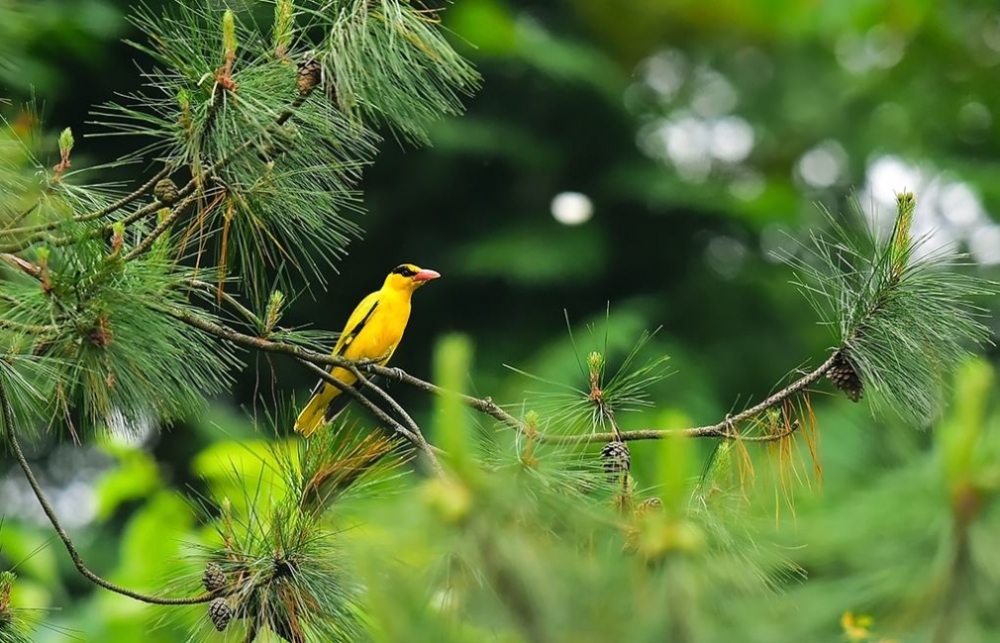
[3,0,1000,640]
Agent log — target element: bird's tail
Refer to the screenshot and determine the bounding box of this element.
[294,387,340,437]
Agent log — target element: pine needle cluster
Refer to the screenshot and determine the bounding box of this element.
[791,193,995,424]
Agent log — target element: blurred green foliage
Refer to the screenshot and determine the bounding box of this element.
[2,0,1000,640]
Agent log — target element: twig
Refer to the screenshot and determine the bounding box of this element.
[183,279,261,329]
[365,363,526,433]
[160,306,355,369]
[122,190,201,262]
[2,166,173,237]
[0,379,219,606]
[0,95,311,255]
[343,362,441,468]
[0,253,42,279]
[297,359,444,476]
[166,304,830,447]
[364,353,838,444]
[0,318,58,334]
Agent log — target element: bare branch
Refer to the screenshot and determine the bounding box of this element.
[0,379,219,606]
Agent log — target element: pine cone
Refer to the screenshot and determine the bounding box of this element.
[601,440,631,478]
[153,178,179,205]
[202,561,227,592]
[296,58,322,97]
[827,350,863,402]
[209,597,232,632]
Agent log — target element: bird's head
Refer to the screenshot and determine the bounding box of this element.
[384,263,441,292]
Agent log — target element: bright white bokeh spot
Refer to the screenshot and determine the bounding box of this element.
[664,115,711,165]
[867,155,922,205]
[709,116,755,163]
[797,140,847,188]
[969,223,1000,265]
[642,49,687,101]
[939,181,984,227]
[836,25,905,73]
[551,191,593,226]
[691,68,738,118]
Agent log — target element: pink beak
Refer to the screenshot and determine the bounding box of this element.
[413,269,441,282]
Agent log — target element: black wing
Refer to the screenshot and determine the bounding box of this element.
[335,299,380,357]
[307,299,382,415]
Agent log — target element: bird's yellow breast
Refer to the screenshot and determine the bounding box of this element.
[339,288,412,365]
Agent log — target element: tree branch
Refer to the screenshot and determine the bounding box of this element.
[2,165,173,237]
[0,95,311,256]
[166,301,834,448]
[296,359,444,476]
[362,353,837,444]
[0,379,219,606]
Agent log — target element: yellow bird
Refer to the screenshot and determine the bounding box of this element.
[294,263,441,436]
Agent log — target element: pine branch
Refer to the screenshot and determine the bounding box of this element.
[2,165,173,237]
[364,358,830,444]
[297,359,444,476]
[0,379,219,606]
[159,302,444,473]
[0,92,313,257]
[162,302,814,446]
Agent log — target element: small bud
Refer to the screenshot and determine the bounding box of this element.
[0,569,15,605]
[222,10,237,60]
[264,289,285,334]
[36,247,50,265]
[153,178,179,205]
[177,90,192,131]
[587,351,604,377]
[274,0,294,57]
[111,221,125,255]
[53,127,73,174]
[208,597,233,631]
[58,127,74,158]
[891,191,915,276]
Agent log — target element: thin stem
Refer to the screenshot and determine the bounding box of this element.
[0,318,58,334]
[297,359,444,476]
[2,166,173,237]
[0,95,310,255]
[3,202,39,231]
[0,380,218,606]
[364,352,838,444]
[167,304,828,446]
[0,253,42,280]
[344,362,443,474]
[122,190,201,262]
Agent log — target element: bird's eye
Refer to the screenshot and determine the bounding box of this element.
[392,265,417,277]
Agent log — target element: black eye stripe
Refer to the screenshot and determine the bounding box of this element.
[392,265,417,277]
